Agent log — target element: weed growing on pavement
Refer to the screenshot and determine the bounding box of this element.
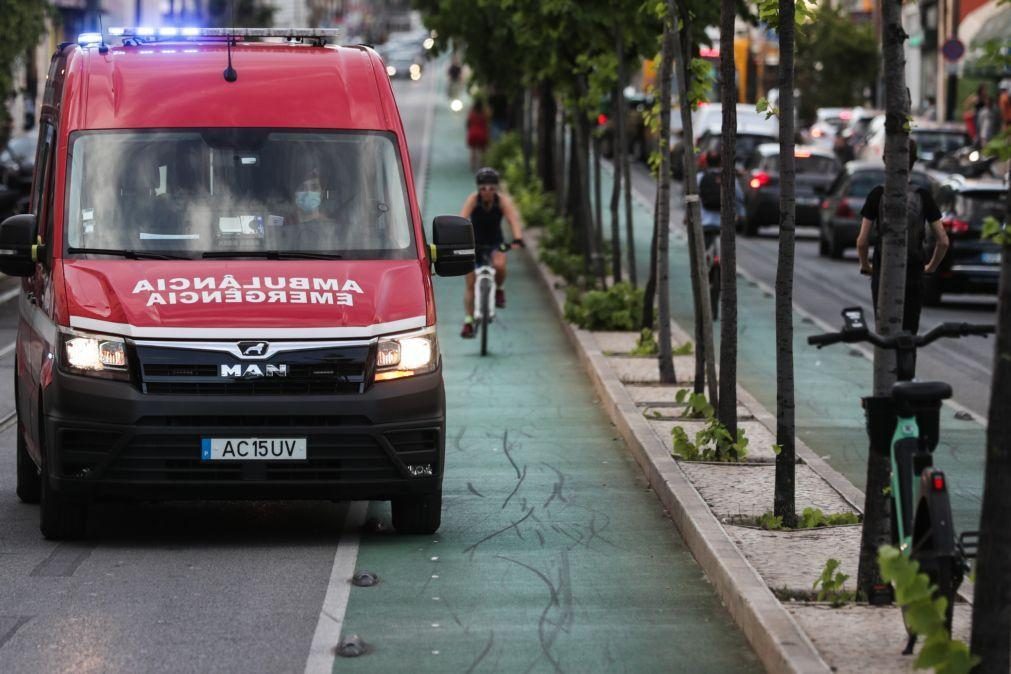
[751,507,860,530]
[878,546,978,672]
[813,558,853,607]
[670,391,748,462]
[630,328,659,356]
[672,340,693,356]
[564,282,644,331]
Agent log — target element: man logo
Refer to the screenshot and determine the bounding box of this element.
[238,341,268,357]
[220,363,289,378]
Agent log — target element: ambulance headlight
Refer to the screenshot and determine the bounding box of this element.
[59,328,130,380]
[375,327,437,381]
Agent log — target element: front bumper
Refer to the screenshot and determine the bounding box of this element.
[43,365,445,502]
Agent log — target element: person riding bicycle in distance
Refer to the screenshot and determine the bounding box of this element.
[697,148,744,231]
[458,167,524,338]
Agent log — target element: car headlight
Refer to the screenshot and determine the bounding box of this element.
[375,327,438,381]
[59,328,130,380]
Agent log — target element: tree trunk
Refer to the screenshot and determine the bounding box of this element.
[609,81,624,284]
[718,0,738,434]
[655,1,676,384]
[573,108,605,287]
[674,0,718,407]
[594,135,605,286]
[969,173,1011,674]
[616,34,638,288]
[537,84,556,192]
[857,0,911,598]
[773,0,797,528]
[556,113,567,215]
[641,191,659,331]
[522,88,533,182]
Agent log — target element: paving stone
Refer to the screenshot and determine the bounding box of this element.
[624,384,694,404]
[679,462,856,518]
[788,603,972,673]
[591,331,640,354]
[649,419,779,462]
[610,356,696,384]
[726,524,860,592]
[642,405,753,420]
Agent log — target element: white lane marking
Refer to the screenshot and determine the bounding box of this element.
[414,56,439,213]
[0,287,20,305]
[303,500,367,674]
[69,315,427,339]
[616,159,989,428]
[0,342,15,359]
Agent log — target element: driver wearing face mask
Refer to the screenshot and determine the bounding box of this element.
[294,168,328,225]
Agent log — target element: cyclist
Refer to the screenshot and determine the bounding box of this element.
[696,148,744,229]
[458,167,524,338]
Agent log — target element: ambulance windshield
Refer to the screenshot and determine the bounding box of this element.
[65,130,416,259]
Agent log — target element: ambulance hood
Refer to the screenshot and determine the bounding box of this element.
[61,260,429,339]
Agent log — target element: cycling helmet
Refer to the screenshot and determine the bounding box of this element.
[476,167,500,185]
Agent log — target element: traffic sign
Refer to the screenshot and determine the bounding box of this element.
[942,38,965,62]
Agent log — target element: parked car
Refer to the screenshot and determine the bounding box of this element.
[860,119,969,165]
[840,107,882,155]
[697,129,777,174]
[740,144,840,236]
[379,46,423,80]
[924,175,1005,305]
[596,89,652,159]
[0,133,36,216]
[817,161,935,259]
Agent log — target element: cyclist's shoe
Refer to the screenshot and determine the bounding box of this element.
[495,289,506,308]
[461,318,476,339]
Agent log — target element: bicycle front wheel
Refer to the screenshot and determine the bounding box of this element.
[479,280,491,356]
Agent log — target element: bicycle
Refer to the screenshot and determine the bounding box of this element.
[473,243,510,356]
[808,306,993,653]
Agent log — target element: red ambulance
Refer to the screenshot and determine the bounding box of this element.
[0,28,475,539]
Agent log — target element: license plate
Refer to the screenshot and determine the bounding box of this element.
[797,197,819,207]
[981,252,1001,264]
[201,438,307,461]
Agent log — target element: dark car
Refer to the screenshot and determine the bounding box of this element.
[818,161,935,259]
[596,90,652,159]
[0,133,37,216]
[923,176,1005,305]
[379,46,423,80]
[740,144,841,236]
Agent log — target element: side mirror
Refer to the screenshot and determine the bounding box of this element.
[0,213,39,277]
[431,215,475,277]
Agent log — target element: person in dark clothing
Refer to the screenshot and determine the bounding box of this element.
[855,139,949,335]
[458,167,524,338]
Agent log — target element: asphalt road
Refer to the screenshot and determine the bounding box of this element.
[626,160,998,419]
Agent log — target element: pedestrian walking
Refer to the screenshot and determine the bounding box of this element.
[447,56,462,99]
[856,139,949,336]
[466,100,490,171]
[997,79,1011,131]
[978,92,998,147]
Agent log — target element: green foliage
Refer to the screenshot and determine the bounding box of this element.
[757,512,784,530]
[756,0,816,28]
[878,546,979,673]
[670,392,748,462]
[799,507,860,528]
[0,0,50,141]
[795,3,879,123]
[982,216,1009,246]
[772,443,783,456]
[755,97,780,121]
[543,247,586,284]
[565,282,644,331]
[813,558,854,607]
[686,58,715,109]
[672,340,693,356]
[676,388,713,418]
[630,328,659,356]
[982,129,1011,162]
[484,131,524,173]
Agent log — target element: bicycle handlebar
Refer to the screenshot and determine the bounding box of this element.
[807,307,994,351]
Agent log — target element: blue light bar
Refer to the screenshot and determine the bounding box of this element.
[77,32,102,45]
[159,27,178,37]
[105,27,341,40]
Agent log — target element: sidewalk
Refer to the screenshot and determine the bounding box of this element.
[333,75,760,672]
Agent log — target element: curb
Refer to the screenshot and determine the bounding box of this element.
[525,234,832,674]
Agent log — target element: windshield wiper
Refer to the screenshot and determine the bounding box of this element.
[68,247,191,260]
[201,251,343,260]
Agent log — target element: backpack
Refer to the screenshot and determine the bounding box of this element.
[699,170,722,210]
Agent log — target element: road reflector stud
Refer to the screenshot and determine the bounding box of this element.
[352,570,379,587]
[336,634,367,657]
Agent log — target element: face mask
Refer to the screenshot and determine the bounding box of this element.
[295,191,321,213]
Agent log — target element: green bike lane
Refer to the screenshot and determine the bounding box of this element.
[620,168,988,534]
[334,92,760,671]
